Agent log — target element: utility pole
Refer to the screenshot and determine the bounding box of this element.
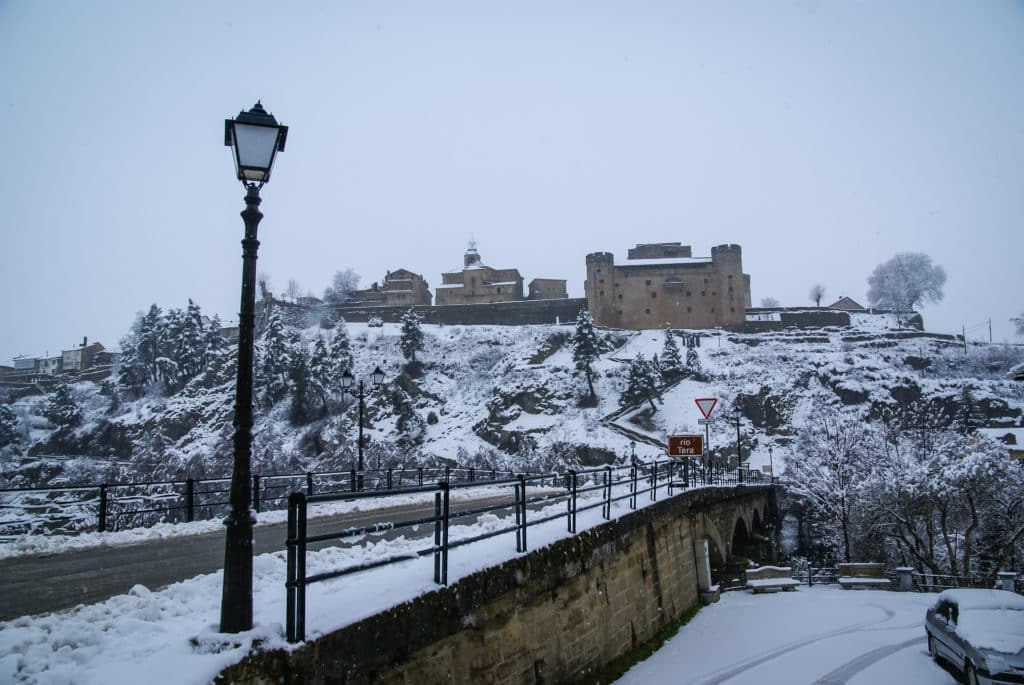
[962,325,968,355]
[989,318,992,343]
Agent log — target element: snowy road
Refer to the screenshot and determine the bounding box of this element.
[617,586,959,685]
[0,492,515,619]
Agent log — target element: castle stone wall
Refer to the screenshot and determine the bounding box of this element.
[330,298,587,326]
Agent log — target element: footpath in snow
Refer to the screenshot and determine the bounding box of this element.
[617,585,958,685]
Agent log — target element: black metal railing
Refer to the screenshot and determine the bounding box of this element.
[911,572,991,593]
[0,466,519,538]
[284,459,744,642]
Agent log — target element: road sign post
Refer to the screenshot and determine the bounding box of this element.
[694,398,718,485]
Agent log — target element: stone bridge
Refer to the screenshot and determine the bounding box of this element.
[219,485,781,685]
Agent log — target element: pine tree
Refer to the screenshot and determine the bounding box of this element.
[307,336,332,413]
[176,299,208,383]
[571,310,601,399]
[327,320,353,385]
[686,346,702,375]
[0,404,19,450]
[391,386,425,447]
[957,384,985,434]
[619,354,661,412]
[118,304,167,397]
[399,309,424,363]
[660,330,685,381]
[288,347,314,425]
[256,309,293,406]
[44,379,82,428]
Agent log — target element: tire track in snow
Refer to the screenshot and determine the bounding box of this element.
[690,604,896,685]
[812,636,923,684]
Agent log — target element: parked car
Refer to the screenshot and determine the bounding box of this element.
[924,588,1024,684]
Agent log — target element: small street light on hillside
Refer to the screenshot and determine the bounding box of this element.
[341,366,385,474]
[220,101,288,634]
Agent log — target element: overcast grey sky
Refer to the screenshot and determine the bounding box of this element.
[1,0,1022,361]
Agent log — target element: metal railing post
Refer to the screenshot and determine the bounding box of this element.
[387,469,393,490]
[518,474,528,553]
[444,465,450,483]
[433,491,442,583]
[515,481,523,552]
[598,464,606,518]
[185,478,195,522]
[252,475,260,514]
[418,467,424,486]
[297,491,308,641]
[441,482,450,585]
[469,467,475,482]
[286,492,300,642]
[629,465,637,510]
[306,472,314,496]
[98,483,108,532]
[568,470,578,533]
[350,469,356,492]
[651,462,658,501]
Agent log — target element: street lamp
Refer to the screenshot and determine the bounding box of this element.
[220,102,288,634]
[768,447,775,484]
[341,366,385,472]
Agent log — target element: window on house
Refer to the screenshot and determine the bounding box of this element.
[599,290,605,297]
[645,308,651,315]
[687,306,692,313]
[704,278,708,284]
[645,279,652,286]
[618,294,623,300]
[701,291,706,296]
[651,292,657,299]
[731,307,735,312]
[599,278,604,284]
[728,274,733,279]
[686,291,691,297]
[712,291,717,296]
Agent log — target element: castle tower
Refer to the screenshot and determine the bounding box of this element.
[585,252,616,326]
[464,239,482,268]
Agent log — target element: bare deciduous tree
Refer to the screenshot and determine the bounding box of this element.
[809,284,826,307]
[866,253,946,316]
[760,297,781,308]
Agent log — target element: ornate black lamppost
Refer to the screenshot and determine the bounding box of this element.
[341,366,385,472]
[220,102,288,634]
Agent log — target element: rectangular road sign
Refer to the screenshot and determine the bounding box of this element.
[697,418,713,425]
[667,434,704,457]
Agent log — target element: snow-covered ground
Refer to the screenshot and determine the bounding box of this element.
[617,586,957,685]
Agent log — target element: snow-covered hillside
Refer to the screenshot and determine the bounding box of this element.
[3,317,1023,490]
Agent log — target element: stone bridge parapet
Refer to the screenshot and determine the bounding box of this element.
[218,485,779,684]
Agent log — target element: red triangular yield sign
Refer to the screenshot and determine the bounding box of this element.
[694,397,718,419]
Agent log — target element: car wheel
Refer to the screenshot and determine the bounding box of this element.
[965,662,979,685]
[927,634,938,661]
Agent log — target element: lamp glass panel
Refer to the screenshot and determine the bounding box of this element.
[233,124,279,171]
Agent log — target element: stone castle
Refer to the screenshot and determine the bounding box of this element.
[585,243,751,329]
[277,240,758,331]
